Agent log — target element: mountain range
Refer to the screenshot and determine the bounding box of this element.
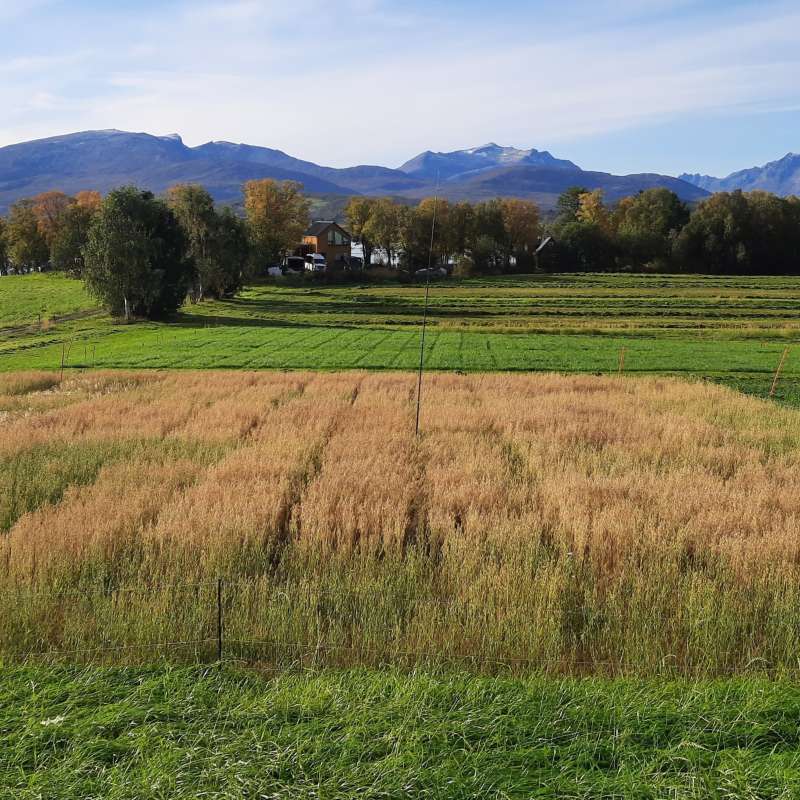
[3,129,793,216]
[679,153,800,196]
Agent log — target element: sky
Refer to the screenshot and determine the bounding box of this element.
[0,0,798,177]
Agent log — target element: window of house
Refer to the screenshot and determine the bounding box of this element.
[327,228,350,246]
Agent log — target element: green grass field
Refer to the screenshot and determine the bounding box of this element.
[2,272,800,403]
[0,273,97,330]
[4,665,800,799]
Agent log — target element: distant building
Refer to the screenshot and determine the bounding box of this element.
[301,221,352,267]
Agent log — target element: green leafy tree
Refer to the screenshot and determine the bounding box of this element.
[363,198,405,268]
[672,191,771,274]
[470,234,503,274]
[501,198,540,272]
[7,199,49,270]
[167,185,249,298]
[213,207,250,297]
[544,221,617,272]
[83,187,193,320]
[167,184,218,300]
[50,203,97,275]
[469,200,506,273]
[446,202,475,261]
[554,186,589,229]
[345,197,378,269]
[614,188,689,267]
[400,198,451,270]
[744,191,800,274]
[0,216,7,274]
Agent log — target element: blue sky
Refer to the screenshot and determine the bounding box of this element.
[1,0,798,177]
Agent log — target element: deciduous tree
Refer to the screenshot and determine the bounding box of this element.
[7,199,49,270]
[244,179,310,270]
[363,198,404,268]
[32,191,73,248]
[167,184,217,300]
[0,216,7,274]
[75,190,102,213]
[345,197,378,269]
[83,187,193,320]
[50,203,97,274]
[614,188,689,267]
[554,186,589,228]
[401,198,451,270]
[501,198,540,271]
[576,190,612,233]
[470,200,506,272]
[212,207,250,297]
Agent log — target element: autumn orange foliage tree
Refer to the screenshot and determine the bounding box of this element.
[244,179,310,269]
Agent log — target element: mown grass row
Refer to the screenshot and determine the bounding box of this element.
[2,321,798,383]
[3,664,800,799]
[4,274,800,414]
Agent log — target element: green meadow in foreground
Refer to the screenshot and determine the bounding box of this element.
[2,665,800,800]
[2,272,800,403]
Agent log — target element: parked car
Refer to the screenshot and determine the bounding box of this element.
[414,267,448,279]
[285,256,305,272]
[267,265,283,277]
[304,253,327,273]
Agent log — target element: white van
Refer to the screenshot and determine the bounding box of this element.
[304,253,327,273]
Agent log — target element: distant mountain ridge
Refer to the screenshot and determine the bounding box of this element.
[680,153,800,196]
[0,129,709,214]
[398,143,580,181]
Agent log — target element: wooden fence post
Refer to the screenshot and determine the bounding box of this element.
[216,577,224,661]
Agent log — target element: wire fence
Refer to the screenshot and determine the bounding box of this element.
[6,577,800,678]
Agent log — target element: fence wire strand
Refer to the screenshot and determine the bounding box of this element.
[5,578,800,676]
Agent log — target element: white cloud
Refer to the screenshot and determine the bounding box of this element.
[0,0,797,172]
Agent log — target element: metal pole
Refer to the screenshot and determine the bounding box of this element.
[415,186,440,437]
[770,346,790,398]
[216,577,223,661]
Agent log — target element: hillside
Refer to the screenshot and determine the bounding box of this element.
[0,129,708,212]
[413,164,710,205]
[680,152,800,196]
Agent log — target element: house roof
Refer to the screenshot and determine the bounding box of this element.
[304,220,351,238]
[305,220,334,237]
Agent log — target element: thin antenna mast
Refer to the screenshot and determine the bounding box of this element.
[414,182,440,436]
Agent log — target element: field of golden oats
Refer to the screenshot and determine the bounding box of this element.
[3,369,800,674]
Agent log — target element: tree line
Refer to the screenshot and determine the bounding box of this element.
[1,179,799,321]
[346,187,800,275]
[544,187,800,274]
[345,196,541,274]
[0,181,310,320]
